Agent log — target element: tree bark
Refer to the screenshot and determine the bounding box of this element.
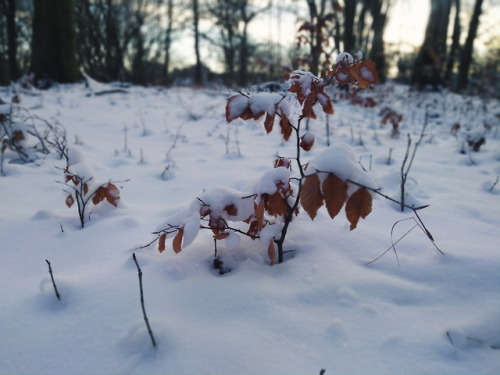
[457,0,483,91]
[343,0,357,53]
[369,0,390,82]
[411,0,452,89]
[445,0,461,85]
[6,0,20,81]
[193,0,203,85]
[31,0,79,84]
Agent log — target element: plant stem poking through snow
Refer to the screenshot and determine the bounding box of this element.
[400,104,430,212]
[132,253,157,348]
[489,176,499,192]
[45,259,61,301]
[366,217,443,265]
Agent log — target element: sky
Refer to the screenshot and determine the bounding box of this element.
[171,0,499,74]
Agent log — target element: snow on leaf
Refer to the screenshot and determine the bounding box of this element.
[345,187,372,230]
[226,94,250,122]
[307,143,378,189]
[335,52,354,65]
[300,132,315,151]
[288,70,314,104]
[317,92,334,115]
[300,174,324,220]
[249,93,281,118]
[322,174,348,219]
[104,183,120,207]
[172,228,184,253]
[65,194,75,208]
[358,60,379,86]
[182,212,201,247]
[254,167,291,196]
[158,233,167,253]
[274,157,291,169]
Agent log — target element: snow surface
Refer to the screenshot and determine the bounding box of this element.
[0,83,499,375]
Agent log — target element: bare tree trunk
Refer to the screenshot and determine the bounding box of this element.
[6,0,20,81]
[193,0,202,85]
[411,0,452,89]
[369,0,389,82]
[31,0,79,85]
[445,0,461,85]
[343,0,357,53]
[457,0,483,91]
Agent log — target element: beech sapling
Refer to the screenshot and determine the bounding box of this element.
[149,53,385,265]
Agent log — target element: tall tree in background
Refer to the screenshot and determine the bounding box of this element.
[343,0,357,53]
[368,0,390,82]
[457,0,483,91]
[444,0,461,85]
[411,0,452,88]
[4,0,20,81]
[192,0,203,85]
[31,0,79,84]
[303,0,327,76]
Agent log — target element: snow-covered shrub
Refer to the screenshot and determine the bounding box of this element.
[0,96,47,170]
[150,54,382,265]
[61,147,123,228]
[0,95,70,175]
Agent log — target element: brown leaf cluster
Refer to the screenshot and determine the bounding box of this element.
[92,183,120,207]
[225,94,290,141]
[288,73,334,119]
[329,59,379,89]
[300,173,372,230]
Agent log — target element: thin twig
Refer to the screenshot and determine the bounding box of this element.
[490,176,499,192]
[45,259,61,301]
[132,253,157,348]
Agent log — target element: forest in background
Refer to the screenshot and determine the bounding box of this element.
[0,0,498,96]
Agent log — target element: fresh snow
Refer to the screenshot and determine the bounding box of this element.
[0,83,499,375]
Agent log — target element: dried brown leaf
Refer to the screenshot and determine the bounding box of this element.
[224,204,238,217]
[300,174,323,220]
[92,186,106,205]
[264,113,275,133]
[65,194,74,208]
[172,228,184,253]
[279,115,292,141]
[158,233,166,253]
[213,231,230,240]
[322,174,348,219]
[265,192,288,217]
[345,187,372,230]
[104,183,120,207]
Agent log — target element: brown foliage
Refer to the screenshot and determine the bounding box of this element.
[158,233,167,253]
[300,174,324,220]
[345,188,372,230]
[322,174,348,219]
[172,228,184,253]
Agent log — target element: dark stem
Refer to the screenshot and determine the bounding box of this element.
[274,116,306,263]
[132,253,157,348]
[45,259,61,301]
[490,176,499,192]
[400,133,411,212]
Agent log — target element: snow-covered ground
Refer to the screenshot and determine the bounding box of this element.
[1,82,499,375]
